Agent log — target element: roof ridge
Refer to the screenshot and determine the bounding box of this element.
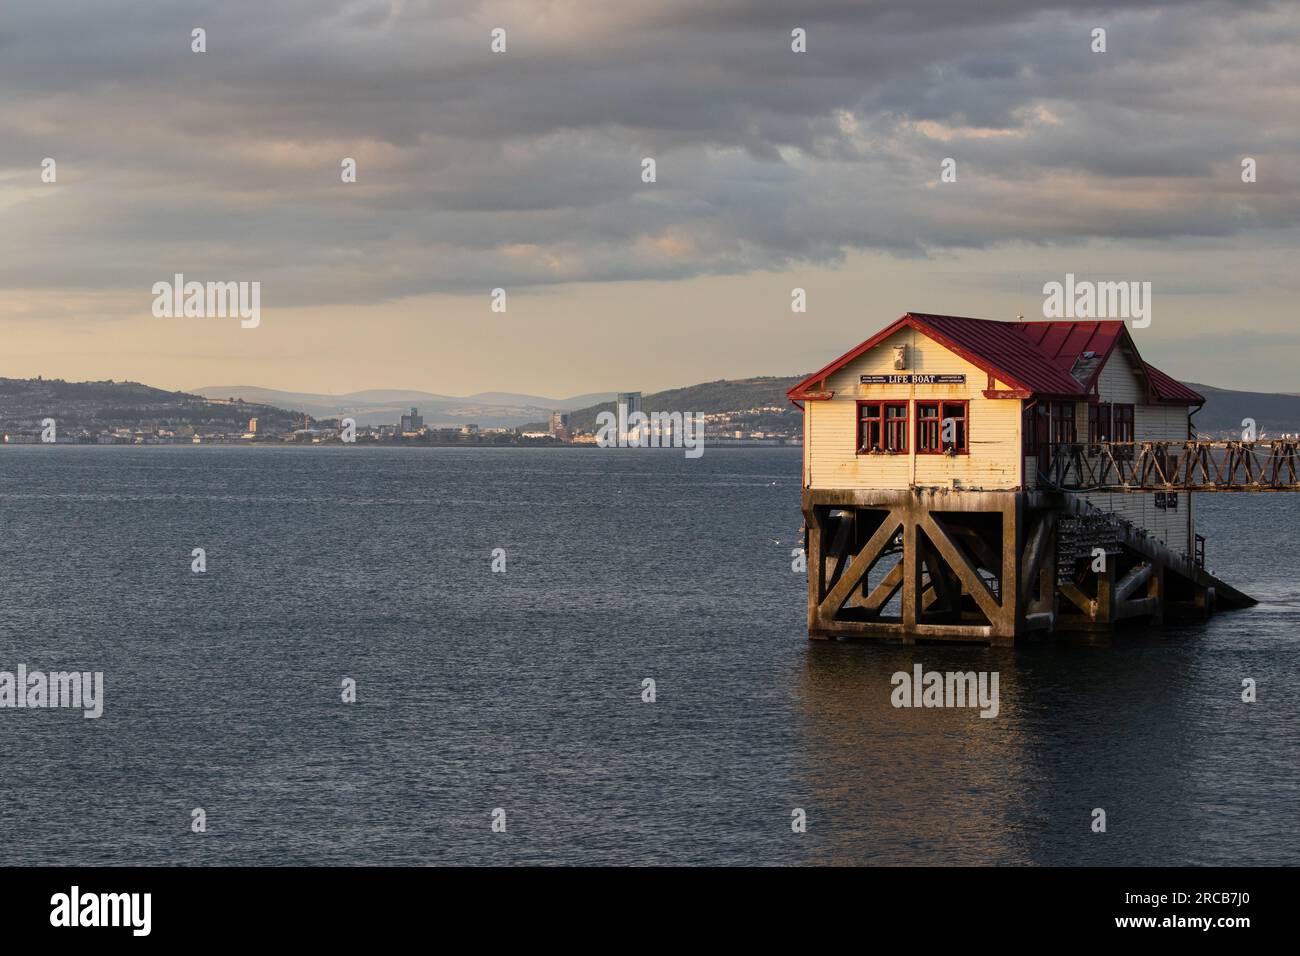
[1016,318,1126,325]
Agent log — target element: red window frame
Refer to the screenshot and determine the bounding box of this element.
[857,400,908,454]
[917,400,969,454]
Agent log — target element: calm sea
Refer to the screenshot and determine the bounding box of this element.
[0,445,1296,865]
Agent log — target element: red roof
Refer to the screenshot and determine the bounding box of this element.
[1013,320,1125,390]
[788,313,1203,406]
[913,313,1084,396]
[1143,361,1204,404]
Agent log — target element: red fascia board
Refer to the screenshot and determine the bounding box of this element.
[786,315,912,399]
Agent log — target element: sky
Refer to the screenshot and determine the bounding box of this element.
[1,0,1297,398]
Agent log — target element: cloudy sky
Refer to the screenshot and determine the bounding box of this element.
[1,0,1296,397]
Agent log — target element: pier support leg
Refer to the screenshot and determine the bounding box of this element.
[1147,559,1165,626]
[1096,561,1116,627]
[901,519,919,635]
[805,505,826,638]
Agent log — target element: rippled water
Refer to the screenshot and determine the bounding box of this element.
[0,445,1296,865]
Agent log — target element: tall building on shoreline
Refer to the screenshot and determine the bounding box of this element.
[613,392,644,444]
[616,392,643,442]
[549,411,569,441]
[400,407,423,433]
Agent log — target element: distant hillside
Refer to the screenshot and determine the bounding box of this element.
[0,378,308,432]
[1188,383,1300,437]
[192,385,611,428]
[561,374,1300,438]
[6,374,1296,440]
[565,376,803,432]
[0,377,179,406]
[464,391,611,409]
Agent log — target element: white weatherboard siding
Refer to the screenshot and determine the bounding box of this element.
[1082,342,1194,554]
[1093,340,1146,405]
[1083,490,1191,554]
[806,327,1023,491]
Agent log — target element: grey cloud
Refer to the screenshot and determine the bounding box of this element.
[0,0,1296,307]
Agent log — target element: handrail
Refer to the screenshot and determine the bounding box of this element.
[1038,440,1300,492]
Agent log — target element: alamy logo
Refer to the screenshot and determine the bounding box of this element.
[595,402,704,458]
[50,886,151,936]
[1042,273,1151,328]
[890,663,999,718]
[151,273,260,328]
[0,664,103,718]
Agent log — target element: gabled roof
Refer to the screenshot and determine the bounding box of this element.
[787,312,1203,406]
[1143,361,1204,404]
[1013,320,1125,392]
[914,313,1084,396]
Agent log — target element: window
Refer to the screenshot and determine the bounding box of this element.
[1088,402,1113,443]
[859,402,883,452]
[918,400,969,454]
[858,401,908,453]
[1050,402,1076,444]
[917,402,939,452]
[1026,403,1050,455]
[885,403,909,452]
[941,401,968,454]
[1112,404,1135,442]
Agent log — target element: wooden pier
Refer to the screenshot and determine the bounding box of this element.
[803,487,1254,645]
[790,312,1277,645]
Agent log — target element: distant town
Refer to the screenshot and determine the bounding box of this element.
[0,378,805,446]
[4,373,1298,446]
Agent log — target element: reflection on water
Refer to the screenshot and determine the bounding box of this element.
[795,644,1034,865]
[795,609,1300,865]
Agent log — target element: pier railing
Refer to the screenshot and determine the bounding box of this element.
[1040,440,1300,492]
